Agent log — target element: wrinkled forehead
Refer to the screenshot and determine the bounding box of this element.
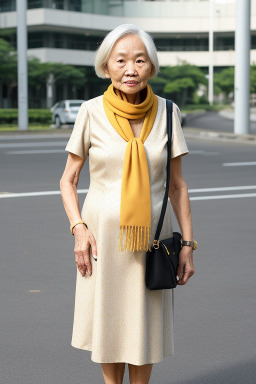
[110,34,148,57]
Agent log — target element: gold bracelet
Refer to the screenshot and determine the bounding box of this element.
[70,219,88,235]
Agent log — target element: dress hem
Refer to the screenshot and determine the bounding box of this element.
[71,342,174,366]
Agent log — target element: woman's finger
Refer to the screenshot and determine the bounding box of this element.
[75,258,86,275]
[89,233,97,260]
[178,268,194,285]
[82,247,92,276]
[181,271,190,284]
[74,228,92,276]
[177,263,185,281]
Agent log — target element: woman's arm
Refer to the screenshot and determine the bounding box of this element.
[60,153,85,223]
[60,153,97,277]
[168,155,195,285]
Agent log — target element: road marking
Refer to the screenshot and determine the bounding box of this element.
[189,185,256,193]
[189,150,219,155]
[0,141,67,148]
[0,134,70,140]
[7,149,66,155]
[223,162,256,166]
[4,148,218,155]
[1,186,256,200]
[190,193,256,200]
[0,189,88,198]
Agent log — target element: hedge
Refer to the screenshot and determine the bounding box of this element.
[0,109,52,124]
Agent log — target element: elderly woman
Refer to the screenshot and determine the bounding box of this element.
[60,24,195,384]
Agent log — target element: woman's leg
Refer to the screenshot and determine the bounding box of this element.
[128,363,153,384]
[101,362,126,384]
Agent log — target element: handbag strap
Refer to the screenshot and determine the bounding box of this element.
[152,98,173,242]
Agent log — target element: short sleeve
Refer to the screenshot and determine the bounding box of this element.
[65,102,90,160]
[171,103,189,159]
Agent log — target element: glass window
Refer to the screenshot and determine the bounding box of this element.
[27,0,44,9]
[69,102,83,107]
[0,0,16,11]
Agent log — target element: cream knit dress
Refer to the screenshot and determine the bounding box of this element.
[65,93,189,365]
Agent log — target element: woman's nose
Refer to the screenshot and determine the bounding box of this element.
[125,63,137,75]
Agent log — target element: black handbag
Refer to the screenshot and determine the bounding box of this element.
[145,99,183,290]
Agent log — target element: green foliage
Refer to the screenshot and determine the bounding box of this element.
[250,65,256,94]
[0,109,52,124]
[213,65,256,100]
[149,64,207,107]
[214,67,234,97]
[0,37,17,83]
[27,58,86,86]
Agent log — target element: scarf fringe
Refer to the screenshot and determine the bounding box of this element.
[119,225,151,252]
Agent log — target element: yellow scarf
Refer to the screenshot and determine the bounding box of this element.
[103,83,158,252]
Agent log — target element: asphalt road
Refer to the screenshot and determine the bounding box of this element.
[0,132,256,384]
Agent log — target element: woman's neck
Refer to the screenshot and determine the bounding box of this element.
[114,86,147,105]
[126,92,141,105]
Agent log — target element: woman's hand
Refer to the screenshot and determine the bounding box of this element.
[73,224,97,277]
[177,246,194,285]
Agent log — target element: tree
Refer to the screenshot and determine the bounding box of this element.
[214,67,234,100]
[149,63,207,106]
[27,57,87,107]
[0,38,17,107]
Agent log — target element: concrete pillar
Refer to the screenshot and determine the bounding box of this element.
[17,0,28,131]
[208,0,214,106]
[234,0,251,135]
[46,73,55,109]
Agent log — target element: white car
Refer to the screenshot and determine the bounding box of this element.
[51,99,85,128]
[181,112,187,126]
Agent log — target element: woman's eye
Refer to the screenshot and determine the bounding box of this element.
[117,59,144,63]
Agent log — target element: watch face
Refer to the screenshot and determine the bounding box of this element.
[193,240,198,250]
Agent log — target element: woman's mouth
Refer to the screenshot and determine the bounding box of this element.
[124,81,139,87]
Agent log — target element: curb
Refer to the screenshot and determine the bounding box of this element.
[183,127,256,145]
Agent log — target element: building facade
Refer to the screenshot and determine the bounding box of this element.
[0,0,255,107]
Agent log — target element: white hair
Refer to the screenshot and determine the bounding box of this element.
[94,24,159,79]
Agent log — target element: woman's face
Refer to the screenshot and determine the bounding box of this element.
[103,34,154,97]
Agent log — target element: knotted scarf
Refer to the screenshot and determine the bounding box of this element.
[103,83,158,252]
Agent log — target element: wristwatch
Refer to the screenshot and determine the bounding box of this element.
[182,239,198,250]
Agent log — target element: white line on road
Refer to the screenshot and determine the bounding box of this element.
[189,185,256,193]
[0,134,70,140]
[0,141,67,148]
[6,148,219,156]
[0,189,88,198]
[190,193,256,200]
[223,162,256,166]
[1,186,256,200]
[189,150,219,155]
[7,149,66,155]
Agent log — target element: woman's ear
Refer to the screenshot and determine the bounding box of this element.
[103,63,110,79]
[150,64,155,77]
